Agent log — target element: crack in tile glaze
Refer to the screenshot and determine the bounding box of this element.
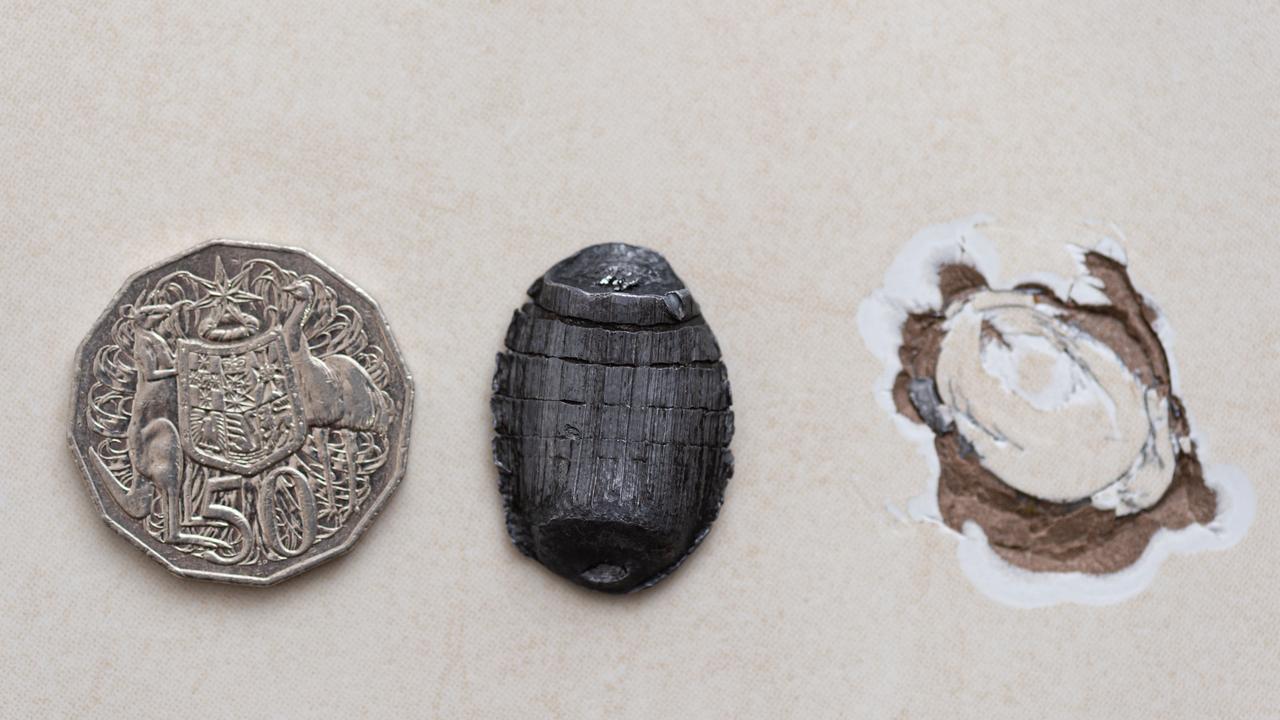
[858,215,1255,607]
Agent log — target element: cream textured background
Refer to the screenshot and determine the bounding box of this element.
[2,2,1277,718]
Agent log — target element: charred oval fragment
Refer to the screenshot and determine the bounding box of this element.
[492,243,733,593]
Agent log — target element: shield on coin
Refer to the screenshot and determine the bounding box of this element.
[176,328,307,475]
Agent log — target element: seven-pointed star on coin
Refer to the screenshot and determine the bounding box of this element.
[69,240,414,585]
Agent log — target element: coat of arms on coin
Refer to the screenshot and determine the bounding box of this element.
[69,241,414,585]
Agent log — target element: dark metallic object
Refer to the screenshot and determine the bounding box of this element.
[492,243,734,593]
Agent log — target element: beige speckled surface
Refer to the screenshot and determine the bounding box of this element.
[2,2,1277,717]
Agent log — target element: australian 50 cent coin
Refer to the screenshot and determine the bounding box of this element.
[69,240,413,585]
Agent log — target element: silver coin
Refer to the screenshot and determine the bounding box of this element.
[69,240,414,585]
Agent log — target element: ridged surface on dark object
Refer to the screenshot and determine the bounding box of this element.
[491,243,734,593]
